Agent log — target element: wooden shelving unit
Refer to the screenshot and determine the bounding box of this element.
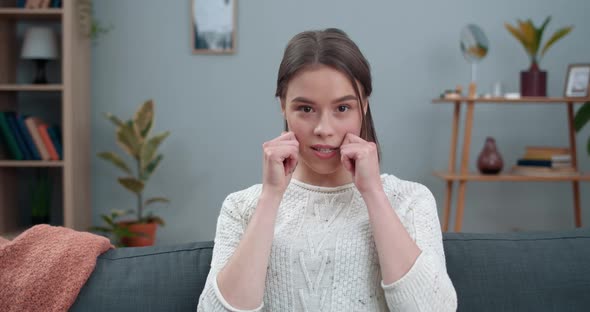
[433,96,590,232]
[0,83,64,91]
[0,1,91,238]
[0,160,64,167]
[0,7,62,19]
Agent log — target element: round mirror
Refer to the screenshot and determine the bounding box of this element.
[460,24,489,82]
[460,24,489,63]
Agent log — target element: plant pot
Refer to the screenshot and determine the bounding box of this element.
[119,222,158,247]
[520,64,547,97]
[477,137,503,175]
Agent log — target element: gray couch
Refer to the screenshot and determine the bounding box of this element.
[70,227,590,311]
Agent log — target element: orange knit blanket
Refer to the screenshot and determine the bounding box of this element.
[0,224,113,312]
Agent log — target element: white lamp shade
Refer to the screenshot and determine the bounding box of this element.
[21,27,58,60]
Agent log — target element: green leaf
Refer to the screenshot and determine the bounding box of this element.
[89,226,112,233]
[116,122,141,158]
[141,154,163,181]
[541,26,573,57]
[144,197,170,206]
[536,16,551,46]
[103,112,125,128]
[97,152,132,174]
[101,215,115,227]
[140,131,170,170]
[523,19,540,55]
[505,23,534,58]
[110,209,134,220]
[118,177,145,194]
[147,215,165,226]
[134,100,154,140]
[574,102,590,132]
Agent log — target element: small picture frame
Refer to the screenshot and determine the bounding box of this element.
[564,64,590,98]
[191,0,237,54]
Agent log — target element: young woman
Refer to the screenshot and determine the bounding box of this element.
[198,28,457,311]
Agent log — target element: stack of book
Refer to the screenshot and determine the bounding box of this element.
[0,111,62,161]
[511,146,577,177]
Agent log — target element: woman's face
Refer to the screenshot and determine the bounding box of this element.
[282,65,366,176]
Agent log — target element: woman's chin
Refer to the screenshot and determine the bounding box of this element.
[307,161,343,175]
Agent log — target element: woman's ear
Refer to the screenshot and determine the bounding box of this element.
[280,99,287,118]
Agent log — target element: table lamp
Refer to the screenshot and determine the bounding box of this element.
[21,27,58,84]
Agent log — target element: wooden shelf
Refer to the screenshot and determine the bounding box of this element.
[0,1,90,237]
[433,95,586,232]
[0,84,63,92]
[433,97,590,104]
[0,8,62,19]
[0,160,63,167]
[434,171,590,182]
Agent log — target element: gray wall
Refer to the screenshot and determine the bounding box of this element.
[92,0,590,244]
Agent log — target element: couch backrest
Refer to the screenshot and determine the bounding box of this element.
[444,227,590,311]
[70,241,214,312]
[71,228,590,312]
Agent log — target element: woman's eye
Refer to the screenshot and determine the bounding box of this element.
[338,105,350,112]
[298,106,313,113]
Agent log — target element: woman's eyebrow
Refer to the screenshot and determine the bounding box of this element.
[291,95,357,104]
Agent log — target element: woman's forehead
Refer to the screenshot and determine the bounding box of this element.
[286,66,361,101]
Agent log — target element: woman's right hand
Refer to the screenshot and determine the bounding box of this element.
[261,131,299,195]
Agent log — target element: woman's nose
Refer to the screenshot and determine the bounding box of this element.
[313,113,335,137]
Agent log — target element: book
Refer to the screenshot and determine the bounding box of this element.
[25,117,50,161]
[47,126,62,159]
[521,154,572,162]
[17,115,41,160]
[517,159,551,167]
[511,165,578,177]
[38,123,59,160]
[0,112,23,160]
[6,112,33,160]
[525,146,570,152]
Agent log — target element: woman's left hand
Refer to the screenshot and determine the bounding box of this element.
[340,133,382,195]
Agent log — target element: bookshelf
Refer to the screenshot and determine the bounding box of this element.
[0,0,90,238]
[433,96,590,232]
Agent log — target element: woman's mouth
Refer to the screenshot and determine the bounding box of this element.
[311,146,338,159]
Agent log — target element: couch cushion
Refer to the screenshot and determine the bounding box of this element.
[443,227,590,312]
[70,241,213,312]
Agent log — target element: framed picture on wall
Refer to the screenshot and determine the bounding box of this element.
[191,0,237,54]
[564,64,590,98]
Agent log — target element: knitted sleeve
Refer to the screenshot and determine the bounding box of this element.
[197,190,264,312]
[381,182,458,311]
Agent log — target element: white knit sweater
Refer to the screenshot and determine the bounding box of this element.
[197,174,457,311]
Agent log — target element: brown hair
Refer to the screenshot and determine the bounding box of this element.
[275,28,380,160]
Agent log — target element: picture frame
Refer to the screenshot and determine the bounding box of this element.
[564,63,590,98]
[191,0,237,54]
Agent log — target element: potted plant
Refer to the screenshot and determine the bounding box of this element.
[94,99,170,247]
[505,16,573,96]
[89,209,138,247]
